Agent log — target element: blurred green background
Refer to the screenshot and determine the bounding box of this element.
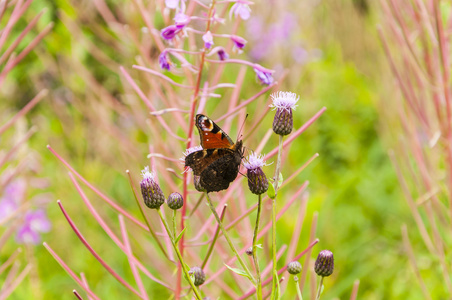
[1,0,434,299]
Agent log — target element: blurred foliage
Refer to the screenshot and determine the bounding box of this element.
[1,0,436,299]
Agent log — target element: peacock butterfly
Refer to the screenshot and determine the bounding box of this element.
[185,114,244,193]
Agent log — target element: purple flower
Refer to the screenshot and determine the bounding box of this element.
[140,167,165,209]
[229,2,251,20]
[16,210,51,245]
[231,35,247,51]
[174,13,190,29]
[217,48,229,61]
[244,153,269,195]
[159,51,171,71]
[269,91,299,111]
[161,25,180,40]
[0,197,18,222]
[0,179,26,222]
[254,68,274,85]
[203,31,214,49]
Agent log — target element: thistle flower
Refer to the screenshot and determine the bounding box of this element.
[231,35,247,52]
[203,31,214,49]
[254,68,274,85]
[167,192,183,210]
[287,261,302,275]
[314,250,334,277]
[161,25,180,40]
[140,167,165,209]
[15,210,51,245]
[159,51,171,71]
[174,13,190,29]
[229,1,251,20]
[270,91,299,135]
[189,267,206,286]
[244,153,268,195]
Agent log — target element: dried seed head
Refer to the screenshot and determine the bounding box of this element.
[314,250,334,277]
[244,153,269,195]
[140,167,165,209]
[190,267,206,286]
[167,192,183,210]
[287,261,302,275]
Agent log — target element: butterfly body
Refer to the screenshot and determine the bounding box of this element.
[185,115,244,192]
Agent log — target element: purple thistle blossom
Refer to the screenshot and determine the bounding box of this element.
[174,13,190,29]
[229,1,251,20]
[16,210,51,245]
[159,51,171,71]
[269,91,299,111]
[243,153,268,170]
[161,25,180,40]
[203,31,214,49]
[231,35,247,51]
[254,68,274,85]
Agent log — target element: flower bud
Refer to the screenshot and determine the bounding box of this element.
[167,192,183,210]
[244,153,268,195]
[254,68,273,86]
[270,91,299,136]
[140,167,165,209]
[245,246,253,256]
[287,261,302,275]
[161,25,180,40]
[190,267,206,286]
[314,250,334,277]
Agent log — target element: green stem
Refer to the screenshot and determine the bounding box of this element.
[156,209,203,300]
[201,205,226,269]
[294,276,303,300]
[315,276,324,300]
[172,210,177,240]
[253,194,263,300]
[271,134,284,298]
[205,192,256,284]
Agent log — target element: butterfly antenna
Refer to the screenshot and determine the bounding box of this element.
[237,113,248,141]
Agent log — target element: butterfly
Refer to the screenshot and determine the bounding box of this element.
[185,114,244,193]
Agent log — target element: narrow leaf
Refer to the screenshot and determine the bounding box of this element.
[175,226,187,244]
[224,264,253,280]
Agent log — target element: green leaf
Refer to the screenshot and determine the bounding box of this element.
[175,226,187,244]
[224,264,253,280]
[256,244,263,249]
[268,182,276,199]
[277,172,283,188]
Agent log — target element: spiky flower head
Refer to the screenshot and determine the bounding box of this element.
[270,91,299,136]
[254,68,274,86]
[167,192,183,210]
[245,246,253,256]
[244,153,268,195]
[140,167,165,209]
[314,250,334,277]
[287,261,302,275]
[190,267,206,286]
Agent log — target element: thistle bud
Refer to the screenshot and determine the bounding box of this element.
[244,153,268,195]
[314,250,334,277]
[190,267,206,286]
[167,192,183,210]
[140,167,165,209]
[245,246,253,256]
[270,91,299,136]
[287,261,302,275]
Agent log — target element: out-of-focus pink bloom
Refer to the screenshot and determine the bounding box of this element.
[159,51,171,71]
[231,35,247,52]
[174,13,190,29]
[165,0,179,9]
[254,68,274,85]
[217,48,229,60]
[230,2,251,20]
[203,31,214,49]
[0,198,17,222]
[16,210,51,245]
[161,25,180,40]
[0,179,26,221]
[292,46,308,64]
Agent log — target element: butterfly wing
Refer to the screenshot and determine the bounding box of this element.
[195,114,235,149]
[199,149,242,192]
[185,148,236,175]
